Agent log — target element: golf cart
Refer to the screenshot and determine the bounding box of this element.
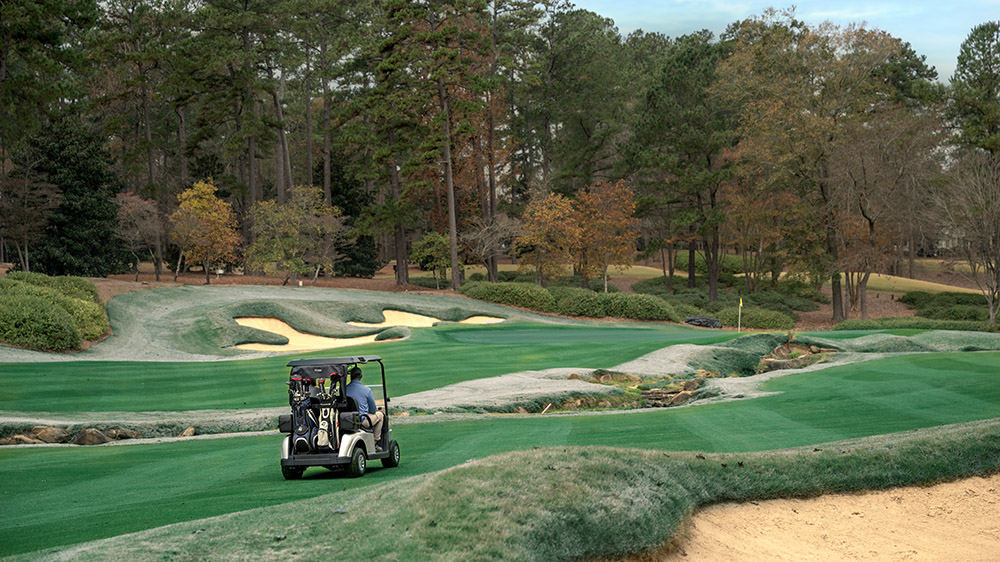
[278,355,399,479]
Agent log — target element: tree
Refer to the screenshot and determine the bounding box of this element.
[950,21,1000,156]
[574,180,639,292]
[169,180,240,284]
[937,152,1000,325]
[410,231,451,289]
[116,193,165,281]
[628,30,735,301]
[0,176,61,272]
[19,113,127,276]
[461,213,521,282]
[715,10,903,322]
[830,105,944,319]
[515,192,579,286]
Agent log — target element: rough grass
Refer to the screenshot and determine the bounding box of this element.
[13,419,1000,562]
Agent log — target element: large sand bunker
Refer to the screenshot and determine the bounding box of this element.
[652,473,1000,562]
[233,310,503,352]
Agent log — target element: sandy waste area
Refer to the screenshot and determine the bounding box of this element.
[643,474,1000,562]
[233,310,503,352]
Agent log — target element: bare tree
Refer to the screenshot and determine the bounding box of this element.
[0,175,61,272]
[460,214,522,282]
[937,151,1000,324]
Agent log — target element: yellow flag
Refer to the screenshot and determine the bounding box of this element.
[739,298,743,308]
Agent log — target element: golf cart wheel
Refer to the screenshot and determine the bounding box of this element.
[281,465,304,480]
[382,440,400,468]
[347,447,367,478]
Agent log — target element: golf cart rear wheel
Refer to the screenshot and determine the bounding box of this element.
[281,465,304,480]
[382,440,400,468]
[347,447,367,478]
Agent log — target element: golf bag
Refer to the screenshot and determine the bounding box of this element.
[287,368,337,453]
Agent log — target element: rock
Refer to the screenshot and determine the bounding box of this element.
[670,391,693,406]
[1,434,45,445]
[682,379,703,391]
[30,426,72,443]
[568,373,581,380]
[106,429,143,440]
[685,316,722,329]
[179,426,196,438]
[72,428,110,445]
[597,401,612,408]
[514,407,530,414]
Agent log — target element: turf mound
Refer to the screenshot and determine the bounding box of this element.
[22,420,1000,562]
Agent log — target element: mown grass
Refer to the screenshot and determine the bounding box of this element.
[2,351,998,557]
[9,419,1000,561]
[0,323,733,413]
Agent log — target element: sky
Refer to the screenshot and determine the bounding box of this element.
[569,0,999,81]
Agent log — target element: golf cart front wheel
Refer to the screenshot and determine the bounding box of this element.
[382,440,400,468]
[281,464,304,480]
[347,447,367,478]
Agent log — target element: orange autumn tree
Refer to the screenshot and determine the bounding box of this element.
[575,180,640,292]
[169,180,240,284]
[516,192,579,286]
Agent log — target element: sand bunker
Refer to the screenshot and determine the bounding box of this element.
[234,311,503,353]
[652,473,1000,562]
[233,317,379,352]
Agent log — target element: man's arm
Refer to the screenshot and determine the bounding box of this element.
[366,388,377,414]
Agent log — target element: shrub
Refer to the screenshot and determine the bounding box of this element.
[922,305,989,322]
[0,278,109,340]
[6,271,100,303]
[460,282,556,312]
[551,288,678,321]
[717,306,795,330]
[0,295,82,351]
[834,317,997,332]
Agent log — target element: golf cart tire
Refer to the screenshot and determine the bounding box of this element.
[382,440,400,468]
[347,447,367,478]
[281,465,305,480]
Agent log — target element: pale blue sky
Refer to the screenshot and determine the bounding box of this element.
[570,0,999,81]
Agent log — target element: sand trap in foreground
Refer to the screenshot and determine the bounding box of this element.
[647,473,1000,562]
[233,311,503,352]
[348,310,504,328]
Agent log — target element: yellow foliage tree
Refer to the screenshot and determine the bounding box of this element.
[169,180,240,284]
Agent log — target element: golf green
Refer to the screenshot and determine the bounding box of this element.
[0,323,733,413]
[2,351,998,557]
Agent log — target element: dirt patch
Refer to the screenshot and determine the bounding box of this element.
[645,473,1000,562]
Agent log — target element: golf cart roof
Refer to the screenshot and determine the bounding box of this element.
[286,356,382,367]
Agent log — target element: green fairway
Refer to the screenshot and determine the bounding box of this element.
[3,351,998,557]
[0,323,731,413]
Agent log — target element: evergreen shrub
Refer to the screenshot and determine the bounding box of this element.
[0,277,109,341]
[717,306,795,330]
[0,295,82,351]
[460,282,556,312]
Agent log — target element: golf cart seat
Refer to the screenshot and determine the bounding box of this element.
[338,396,362,430]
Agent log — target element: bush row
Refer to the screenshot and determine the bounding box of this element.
[460,282,681,322]
[716,306,796,330]
[834,317,998,332]
[898,291,991,321]
[551,287,680,321]
[460,282,557,312]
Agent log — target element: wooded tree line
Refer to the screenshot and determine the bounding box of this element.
[0,2,997,323]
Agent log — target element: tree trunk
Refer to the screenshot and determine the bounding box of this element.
[388,129,408,286]
[204,258,211,285]
[437,77,460,291]
[320,37,332,205]
[176,105,188,189]
[141,80,154,190]
[174,251,184,282]
[304,37,314,187]
[687,237,697,289]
